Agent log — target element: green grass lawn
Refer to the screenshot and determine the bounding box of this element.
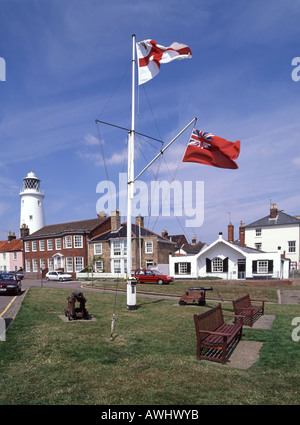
[0,285,299,405]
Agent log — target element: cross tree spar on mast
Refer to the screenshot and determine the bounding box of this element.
[126,34,197,310]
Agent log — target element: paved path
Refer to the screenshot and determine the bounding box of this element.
[278,289,300,304]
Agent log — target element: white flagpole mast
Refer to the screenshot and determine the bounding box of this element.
[127,34,137,310]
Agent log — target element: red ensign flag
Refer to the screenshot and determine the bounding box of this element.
[182,128,241,169]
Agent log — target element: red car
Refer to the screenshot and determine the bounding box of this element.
[0,273,22,295]
[132,269,174,285]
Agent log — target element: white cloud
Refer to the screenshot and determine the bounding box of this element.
[292,157,300,167]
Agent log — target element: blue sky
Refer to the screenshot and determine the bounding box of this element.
[0,0,299,244]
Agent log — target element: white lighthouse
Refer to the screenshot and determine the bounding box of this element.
[20,171,45,235]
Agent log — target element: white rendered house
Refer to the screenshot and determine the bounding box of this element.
[244,204,300,270]
[170,232,290,280]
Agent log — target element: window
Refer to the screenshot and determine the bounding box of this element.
[255,228,262,236]
[39,240,45,251]
[13,252,17,260]
[206,257,228,273]
[252,260,273,274]
[74,235,83,248]
[174,262,191,275]
[25,259,31,272]
[48,258,54,272]
[288,241,296,253]
[179,262,191,274]
[113,241,121,256]
[32,259,38,272]
[94,260,103,272]
[212,258,223,272]
[25,241,30,252]
[75,257,84,272]
[113,259,121,274]
[145,260,153,269]
[66,257,73,272]
[145,241,153,254]
[55,238,61,250]
[32,241,37,252]
[47,239,53,251]
[255,243,262,250]
[258,260,268,273]
[40,259,45,270]
[94,243,102,255]
[65,236,72,249]
[2,253,6,260]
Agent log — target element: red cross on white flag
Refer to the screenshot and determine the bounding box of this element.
[136,39,192,85]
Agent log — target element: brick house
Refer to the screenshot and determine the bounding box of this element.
[22,216,111,279]
[88,211,177,276]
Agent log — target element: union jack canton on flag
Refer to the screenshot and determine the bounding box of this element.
[189,129,212,150]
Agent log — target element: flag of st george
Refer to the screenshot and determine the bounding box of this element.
[182,128,241,169]
[136,39,192,85]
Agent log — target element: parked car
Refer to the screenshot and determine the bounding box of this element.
[46,271,72,281]
[0,273,22,295]
[131,269,174,285]
[9,271,23,280]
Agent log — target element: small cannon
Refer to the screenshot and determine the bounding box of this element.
[179,287,213,306]
[64,291,90,320]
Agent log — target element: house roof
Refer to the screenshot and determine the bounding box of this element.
[245,210,300,228]
[179,242,206,254]
[196,234,263,259]
[23,217,109,239]
[91,223,176,244]
[0,239,23,252]
[166,234,188,246]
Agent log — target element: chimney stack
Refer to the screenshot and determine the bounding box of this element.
[97,211,107,218]
[111,210,121,231]
[8,231,16,242]
[135,215,144,228]
[20,224,30,238]
[161,229,168,238]
[270,203,278,219]
[228,224,234,242]
[239,221,245,246]
[191,237,197,244]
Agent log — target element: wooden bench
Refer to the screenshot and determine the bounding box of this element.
[232,294,265,327]
[193,303,243,364]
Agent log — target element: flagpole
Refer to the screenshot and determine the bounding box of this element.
[126,34,137,310]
